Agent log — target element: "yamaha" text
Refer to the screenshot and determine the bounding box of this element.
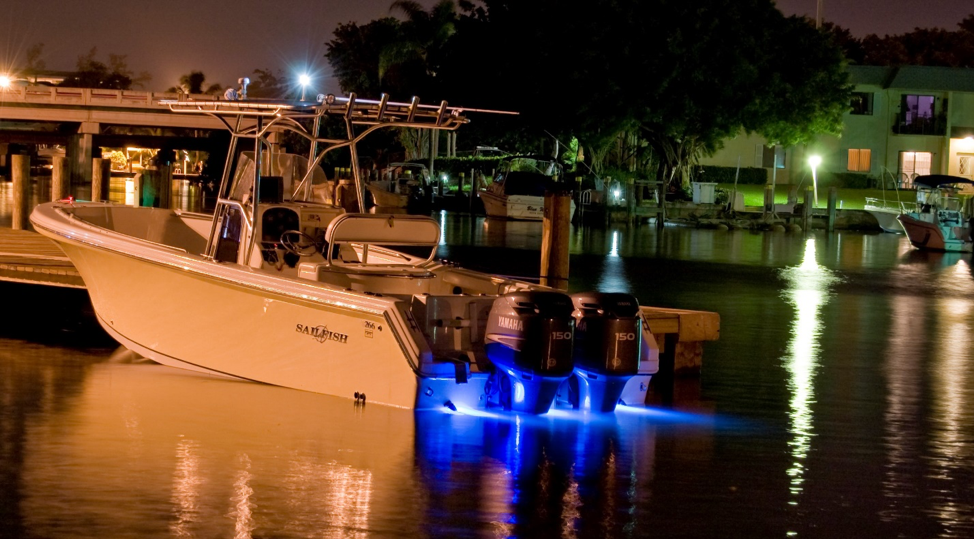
[497,316,524,332]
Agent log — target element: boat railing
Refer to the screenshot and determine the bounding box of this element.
[864,197,916,214]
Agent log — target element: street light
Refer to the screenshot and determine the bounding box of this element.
[0,75,11,89]
[808,155,822,207]
[298,73,311,101]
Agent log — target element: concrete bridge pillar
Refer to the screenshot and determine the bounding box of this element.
[68,122,100,188]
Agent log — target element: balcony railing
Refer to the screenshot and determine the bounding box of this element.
[892,115,947,136]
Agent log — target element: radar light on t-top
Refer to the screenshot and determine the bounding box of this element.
[808,154,822,207]
[298,73,311,101]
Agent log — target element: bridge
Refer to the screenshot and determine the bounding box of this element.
[0,85,230,185]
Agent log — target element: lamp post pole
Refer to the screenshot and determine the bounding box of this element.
[809,155,822,207]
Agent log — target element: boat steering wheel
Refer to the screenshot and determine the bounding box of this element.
[280,230,318,257]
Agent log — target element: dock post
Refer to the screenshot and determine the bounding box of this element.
[827,187,837,232]
[159,160,173,209]
[656,181,666,230]
[763,184,774,219]
[51,156,69,201]
[91,158,109,202]
[541,189,572,290]
[11,155,30,230]
[802,186,813,231]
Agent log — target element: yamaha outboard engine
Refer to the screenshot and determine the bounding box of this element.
[566,292,643,412]
[485,291,575,413]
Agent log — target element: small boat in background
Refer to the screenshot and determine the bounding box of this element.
[897,174,974,252]
[863,169,915,233]
[480,156,575,220]
[864,197,911,233]
[366,162,433,213]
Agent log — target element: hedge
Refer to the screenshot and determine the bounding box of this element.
[696,165,768,185]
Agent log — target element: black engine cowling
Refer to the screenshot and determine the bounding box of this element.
[571,292,642,376]
[485,291,575,377]
[564,292,643,412]
[484,291,575,413]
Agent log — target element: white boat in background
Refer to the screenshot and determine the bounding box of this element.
[898,174,974,252]
[480,156,576,220]
[365,162,432,212]
[31,93,658,414]
[864,197,912,233]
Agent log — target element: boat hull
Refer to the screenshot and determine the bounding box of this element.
[898,213,973,252]
[480,191,575,220]
[31,206,422,408]
[864,208,904,233]
[367,183,408,208]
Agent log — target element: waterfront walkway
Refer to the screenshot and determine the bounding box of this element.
[0,228,84,288]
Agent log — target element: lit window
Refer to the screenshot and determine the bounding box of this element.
[902,95,935,125]
[847,149,871,172]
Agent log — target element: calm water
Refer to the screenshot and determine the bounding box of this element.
[3,199,974,537]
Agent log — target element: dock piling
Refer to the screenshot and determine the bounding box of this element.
[541,190,572,290]
[11,155,30,230]
[827,187,837,232]
[802,186,813,231]
[51,156,69,201]
[91,158,110,202]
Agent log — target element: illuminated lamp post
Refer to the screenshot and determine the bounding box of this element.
[808,154,822,207]
[298,73,311,101]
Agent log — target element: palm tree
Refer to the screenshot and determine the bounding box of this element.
[379,0,457,81]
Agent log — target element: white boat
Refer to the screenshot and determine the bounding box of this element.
[30,94,658,414]
[480,156,576,220]
[897,175,974,252]
[863,197,912,233]
[365,162,432,212]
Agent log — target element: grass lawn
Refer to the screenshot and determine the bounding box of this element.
[716,183,913,210]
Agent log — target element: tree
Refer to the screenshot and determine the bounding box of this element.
[24,43,46,78]
[326,17,406,96]
[830,14,974,68]
[59,48,151,89]
[324,0,851,187]
[167,71,223,95]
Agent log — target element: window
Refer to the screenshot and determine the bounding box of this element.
[847,149,871,172]
[959,154,974,179]
[899,151,932,188]
[902,95,935,125]
[755,145,785,168]
[850,92,873,115]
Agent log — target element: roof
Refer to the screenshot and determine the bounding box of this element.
[849,65,974,92]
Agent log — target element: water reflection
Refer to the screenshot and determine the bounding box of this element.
[414,410,661,538]
[597,230,630,293]
[779,238,840,508]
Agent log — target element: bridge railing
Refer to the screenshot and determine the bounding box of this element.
[1,85,218,109]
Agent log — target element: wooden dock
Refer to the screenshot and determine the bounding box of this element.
[641,306,721,375]
[0,228,85,288]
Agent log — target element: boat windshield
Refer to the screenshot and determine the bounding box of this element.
[229,152,330,202]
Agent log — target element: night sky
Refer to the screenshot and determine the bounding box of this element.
[2,0,972,95]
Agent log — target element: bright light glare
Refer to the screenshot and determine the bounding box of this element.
[298,74,311,87]
[808,155,822,168]
[612,188,621,199]
[0,75,10,89]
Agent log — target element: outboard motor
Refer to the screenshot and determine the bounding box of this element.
[566,292,643,412]
[485,291,575,413]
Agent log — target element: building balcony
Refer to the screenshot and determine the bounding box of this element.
[892,116,947,136]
